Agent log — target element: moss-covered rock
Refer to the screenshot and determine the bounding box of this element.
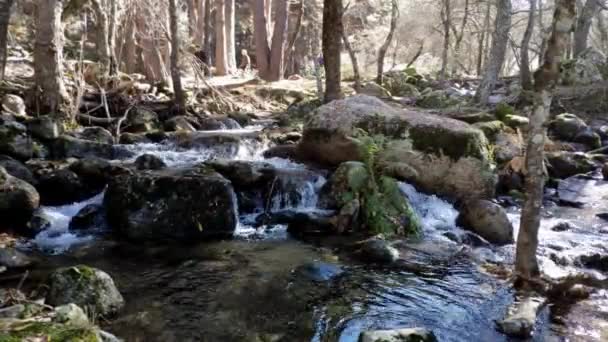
[104,165,238,241]
[549,113,601,149]
[52,135,116,159]
[416,89,457,109]
[358,82,392,98]
[298,95,495,200]
[125,107,160,133]
[47,265,124,317]
[0,321,100,342]
[0,166,40,225]
[473,120,509,140]
[503,114,529,130]
[546,151,598,179]
[0,120,44,161]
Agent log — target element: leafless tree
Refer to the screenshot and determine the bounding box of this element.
[520,0,537,90]
[0,0,14,81]
[376,0,399,84]
[169,0,186,114]
[573,0,601,56]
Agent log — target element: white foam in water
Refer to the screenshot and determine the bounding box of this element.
[30,192,105,254]
[399,182,459,233]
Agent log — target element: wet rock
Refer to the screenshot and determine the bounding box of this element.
[0,120,41,160]
[105,166,238,241]
[496,296,545,338]
[208,159,275,188]
[493,132,523,164]
[53,135,115,159]
[259,209,335,233]
[450,112,496,124]
[47,265,124,316]
[550,113,601,149]
[26,210,51,236]
[263,145,298,160]
[546,151,597,179]
[0,304,25,318]
[164,115,197,132]
[134,154,166,170]
[119,132,152,144]
[597,213,608,221]
[561,48,607,85]
[0,154,36,184]
[502,114,529,130]
[54,303,90,327]
[358,238,400,264]
[557,175,608,208]
[603,163,608,180]
[69,157,115,186]
[460,231,491,248]
[0,166,40,225]
[76,127,115,145]
[125,107,159,133]
[0,248,33,268]
[70,204,104,230]
[36,168,98,206]
[359,328,437,342]
[577,254,608,272]
[551,221,576,232]
[1,94,26,117]
[294,261,344,282]
[456,200,514,245]
[167,131,245,156]
[473,121,509,140]
[27,115,62,140]
[298,95,496,201]
[358,82,391,98]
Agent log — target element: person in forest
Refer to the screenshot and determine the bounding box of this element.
[239,49,251,73]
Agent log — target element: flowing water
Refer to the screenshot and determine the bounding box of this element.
[14,126,608,341]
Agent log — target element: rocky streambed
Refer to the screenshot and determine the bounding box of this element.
[1,95,607,341]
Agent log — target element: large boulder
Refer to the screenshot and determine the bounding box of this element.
[125,107,160,133]
[359,328,437,342]
[75,127,115,145]
[456,199,514,245]
[46,265,124,317]
[493,132,523,164]
[297,95,496,200]
[0,166,39,225]
[52,135,116,159]
[1,94,26,117]
[0,154,36,184]
[546,151,597,179]
[358,82,391,98]
[0,120,43,160]
[27,115,62,140]
[105,165,238,241]
[561,48,607,85]
[164,115,197,132]
[549,113,601,149]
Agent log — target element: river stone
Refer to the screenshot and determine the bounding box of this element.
[134,154,166,170]
[0,248,34,268]
[496,297,545,338]
[456,200,514,245]
[546,151,597,179]
[36,167,103,206]
[46,265,124,317]
[359,327,437,342]
[125,107,159,133]
[557,175,608,208]
[358,82,392,98]
[0,120,37,160]
[503,115,529,130]
[119,132,152,144]
[27,115,62,140]
[54,303,90,327]
[550,113,601,148]
[493,132,523,164]
[576,253,608,272]
[0,166,40,225]
[603,163,608,180]
[0,154,36,184]
[105,165,238,241]
[53,135,116,159]
[164,115,197,132]
[561,48,607,85]
[76,127,115,145]
[0,304,26,318]
[1,94,26,117]
[297,95,496,201]
[70,203,104,230]
[208,159,275,188]
[359,238,400,263]
[294,261,344,282]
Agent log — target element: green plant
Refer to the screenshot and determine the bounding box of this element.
[495,102,515,120]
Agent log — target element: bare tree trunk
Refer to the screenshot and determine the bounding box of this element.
[476,0,491,76]
[195,0,205,45]
[267,0,288,81]
[188,0,198,38]
[520,0,536,90]
[322,0,343,102]
[573,0,600,56]
[475,0,512,105]
[34,0,71,118]
[108,0,117,75]
[597,11,608,53]
[137,11,168,83]
[376,0,398,84]
[342,29,361,91]
[284,0,303,78]
[203,0,212,65]
[515,0,576,288]
[439,0,451,80]
[406,41,424,68]
[452,0,470,75]
[90,0,111,75]
[253,0,270,78]
[215,0,229,75]
[169,0,186,114]
[537,0,546,65]
[225,0,236,72]
[0,0,14,81]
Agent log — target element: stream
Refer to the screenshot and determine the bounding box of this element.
[13,125,608,341]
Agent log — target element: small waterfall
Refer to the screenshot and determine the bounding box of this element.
[399,182,459,234]
[29,192,105,254]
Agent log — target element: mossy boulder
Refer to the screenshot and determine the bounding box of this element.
[503,114,529,130]
[383,69,424,97]
[0,120,44,161]
[456,199,514,245]
[0,321,100,342]
[546,151,598,179]
[52,135,116,159]
[561,48,607,85]
[74,127,115,145]
[0,166,39,225]
[416,89,457,109]
[1,94,27,117]
[27,115,62,140]
[298,95,495,200]
[473,120,509,140]
[47,265,124,317]
[358,82,392,98]
[549,113,601,149]
[104,165,238,241]
[125,107,160,133]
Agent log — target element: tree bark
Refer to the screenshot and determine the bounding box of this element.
[475,0,512,105]
[451,0,469,75]
[284,0,303,78]
[0,0,14,81]
[169,0,186,115]
[515,0,576,287]
[322,0,343,102]
[215,0,229,75]
[188,0,199,39]
[253,0,271,78]
[34,0,71,118]
[439,0,451,80]
[225,0,237,72]
[597,11,608,53]
[376,0,398,85]
[108,0,117,75]
[342,30,361,91]
[520,0,536,90]
[573,0,600,57]
[90,0,111,76]
[476,0,491,76]
[203,0,212,65]
[267,0,288,80]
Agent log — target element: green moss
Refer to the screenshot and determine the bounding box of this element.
[0,322,99,342]
[495,102,515,120]
[473,120,508,139]
[408,125,490,161]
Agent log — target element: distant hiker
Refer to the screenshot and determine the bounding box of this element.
[239,49,251,71]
